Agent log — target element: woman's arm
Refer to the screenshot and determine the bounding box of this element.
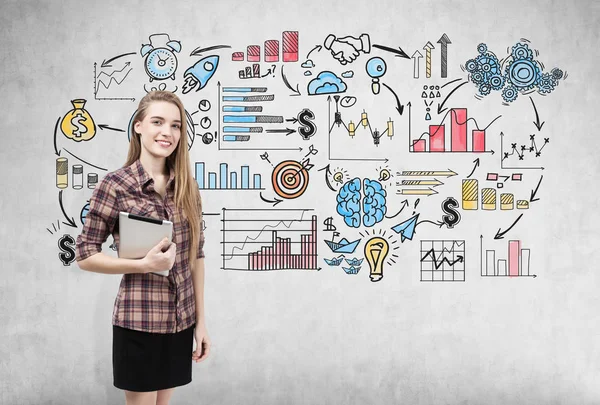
[191,257,206,324]
[77,252,145,275]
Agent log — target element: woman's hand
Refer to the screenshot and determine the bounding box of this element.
[140,237,176,273]
[192,322,211,363]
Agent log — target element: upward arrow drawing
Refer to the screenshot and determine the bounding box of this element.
[437,34,452,78]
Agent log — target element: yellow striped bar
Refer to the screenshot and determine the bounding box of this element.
[462,179,478,210]
[482,188,496,210]
[500,193,514,210]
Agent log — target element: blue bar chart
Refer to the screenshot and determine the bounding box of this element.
[195,162,263,190]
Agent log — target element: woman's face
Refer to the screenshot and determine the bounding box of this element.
[134,101,181,160]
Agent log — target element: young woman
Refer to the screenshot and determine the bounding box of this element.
[75,91,210,405]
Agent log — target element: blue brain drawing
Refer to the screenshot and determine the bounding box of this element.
[336,178,387,228]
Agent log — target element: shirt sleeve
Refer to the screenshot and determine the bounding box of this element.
[197,195,205,259]
[75,174,119,262]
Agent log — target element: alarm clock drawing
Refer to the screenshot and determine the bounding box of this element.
[140,33,182,81]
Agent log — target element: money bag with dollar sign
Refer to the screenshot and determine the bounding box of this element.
[61,99,96,142]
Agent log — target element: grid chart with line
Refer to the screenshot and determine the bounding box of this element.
[420,240,466,282]
[221,208,318,271]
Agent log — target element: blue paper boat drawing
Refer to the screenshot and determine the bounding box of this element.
[324,237,361,254]
[391,213,420,242]
[344,257,363,266]
[342,266,361,274]
[324,255,344,266]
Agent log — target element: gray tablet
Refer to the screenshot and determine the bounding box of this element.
[118,211,173,276]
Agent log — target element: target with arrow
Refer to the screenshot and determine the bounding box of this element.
[271,159,313,199]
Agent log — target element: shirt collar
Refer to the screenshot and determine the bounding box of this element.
[130,158,176,191]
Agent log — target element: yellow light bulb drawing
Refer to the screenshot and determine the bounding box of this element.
[333,171,344,184]
[364,237,389,282]
[378,168,390,182]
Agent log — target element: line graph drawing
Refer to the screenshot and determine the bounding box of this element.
[420,239,465,282]
[500,132,548,170]
[221,208,319,271]
[93,62,135,101]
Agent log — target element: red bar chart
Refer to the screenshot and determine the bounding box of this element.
[481,238,534,278]
[230,31,298,63]
[410,108,499,153]
[221,208,318,271]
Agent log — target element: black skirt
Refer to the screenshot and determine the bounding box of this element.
[113,324,195,392]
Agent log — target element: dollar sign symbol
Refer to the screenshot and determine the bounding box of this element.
[441,197,461,229]
[71,112,87,139]
[323,217,337,231]
[58,234,76,266]
[297,108,316,140]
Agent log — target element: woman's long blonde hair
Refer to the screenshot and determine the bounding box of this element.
[125,90,202,272]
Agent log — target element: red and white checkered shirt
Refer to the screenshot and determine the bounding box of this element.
[76,159,204,333]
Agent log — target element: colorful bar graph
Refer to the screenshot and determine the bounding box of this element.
[508,240,520,277]
[521,249,530,276]
[412,139,426,152]
[498,260,507,276]
[220,163,228,189]
[451,109,467,152]
[247,215,317,270]
[253,174,261,189]
[482,188,496,210]
[195,162,205,189]
[430,125,445,152]
[241,166,249,189]
[500,193,514,210]
[282,31,299,62]
[485,250,495,276]
[264,39,279,62]
[462,179,478,210]
[410,108,493,153]
[483,240,534,278]
[247,45,260,62]
[208,172,217,189]
[195,162,262,190]
[473,129,486,152]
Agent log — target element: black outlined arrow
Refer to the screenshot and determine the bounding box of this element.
[466,158,480,178]
[53,117,61,156]
[373,44,410,59]
[306,45,322,59]
[59,190,77,228]
[382,82,404,115]
[101,52,135,68]
[437,34,452,78]
[98,124,125,132]
[281,65,301,96]
[437,81,467,114]
[529,96,545,131]
[266,128,296,136]
[494,213,523,240]
[385,200,409,219]
[190,44,231,56]
[318,164,336,192]
[411,50,422,79]
[259,192,282,206]
[530,175,543,202]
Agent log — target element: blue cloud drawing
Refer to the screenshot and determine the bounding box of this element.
[301,59,315,68]
[307,71,347,95]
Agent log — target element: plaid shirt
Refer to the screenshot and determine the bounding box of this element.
[76,158,204,334]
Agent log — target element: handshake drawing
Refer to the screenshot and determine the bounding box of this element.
[323,33,371,65]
